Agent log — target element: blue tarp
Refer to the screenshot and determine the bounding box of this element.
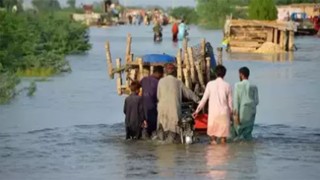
[142,54,176,63]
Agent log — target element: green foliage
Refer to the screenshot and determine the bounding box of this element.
[32,0,61,12]
[2,0,23,12]
[67,0,76,9]
[0,72,20,104]
[248,0,278,20]
[275,0,316,4]
[93,1,103,13]
[169,7,198,24]
[196,0,235,29]
[0,11,90,73]
[0,10,91,103]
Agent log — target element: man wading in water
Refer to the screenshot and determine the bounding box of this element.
[232,67,259,140]
[193,65,233,144]
[123,82,146,140]
[156,64,199,143]
[140,66,164,138]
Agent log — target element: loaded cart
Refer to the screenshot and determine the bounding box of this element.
[105,34,223,133]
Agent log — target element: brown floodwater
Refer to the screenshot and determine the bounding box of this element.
[0,25,320,180]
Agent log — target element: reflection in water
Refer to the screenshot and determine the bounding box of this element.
[227,52,294,62]
[172,41,178,48]
[155,144,178,177]
[229,142,258,180]
[205,145,230,179]
[205,143,259,180]
[178,40,184,49]
[122,141,158,179]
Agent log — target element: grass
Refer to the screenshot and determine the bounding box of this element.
[16,68,55,77]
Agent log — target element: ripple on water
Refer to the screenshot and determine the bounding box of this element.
[0,123,320,179]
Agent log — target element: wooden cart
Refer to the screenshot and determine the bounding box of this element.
[105,34,223,96]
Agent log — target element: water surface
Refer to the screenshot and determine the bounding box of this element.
[1,25,320,180]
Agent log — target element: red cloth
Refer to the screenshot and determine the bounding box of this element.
[195,114,208,130]
[172,23,178,34]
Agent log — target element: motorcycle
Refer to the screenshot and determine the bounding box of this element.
[178,102,196,144]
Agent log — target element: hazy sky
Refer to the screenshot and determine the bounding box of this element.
[24,0,196,8]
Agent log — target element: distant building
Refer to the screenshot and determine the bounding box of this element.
[277,3,320,20]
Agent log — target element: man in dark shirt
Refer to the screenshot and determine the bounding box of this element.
[140,66,164,138]
[123,81,145,140]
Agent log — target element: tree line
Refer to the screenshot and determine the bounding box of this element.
[169,0,318,29]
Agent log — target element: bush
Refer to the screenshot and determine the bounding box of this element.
[196,0,235,29]
[249,0,277,20]
[0,10,91,103]
[0,11,90,73]
[0,72,20,104]
[169,7,198,24]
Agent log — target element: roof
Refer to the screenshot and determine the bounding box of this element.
[228,19,296,31]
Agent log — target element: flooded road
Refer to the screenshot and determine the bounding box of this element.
[1,25,320,180]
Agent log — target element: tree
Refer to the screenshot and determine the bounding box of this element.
[196,0,234,29]
[67,0,76,9]
[3,0,23,12]
[249,0,277,20]
[169,7,198,24]
[32,0,61,11]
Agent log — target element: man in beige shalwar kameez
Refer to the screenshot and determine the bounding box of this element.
[156,64,200,143]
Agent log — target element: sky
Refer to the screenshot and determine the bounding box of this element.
[24,0,196,8]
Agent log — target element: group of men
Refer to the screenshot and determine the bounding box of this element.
[152,20,189,42]
[123,64,259,144]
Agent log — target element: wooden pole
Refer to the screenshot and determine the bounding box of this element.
[267,29,273,42]
[288,31,294,51]
[129,69,137,82]
[195,61,205,90]
[206,57,211,83]
[200,39,206,62]
[138,58,144,80]
[280,31,285,50]
[217,47,223,65]
[129,53,134,63]
[125,34,132,63]
[183,68,190,89]
[125,70,130,89]
[105,41,114,79]
[273,29,278,44]
[150,65,154,75]
[177,49,183,81]
[116,58,122,95]
[284,31,288,51]
[183,39,190,70]
[187,47,196,83]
